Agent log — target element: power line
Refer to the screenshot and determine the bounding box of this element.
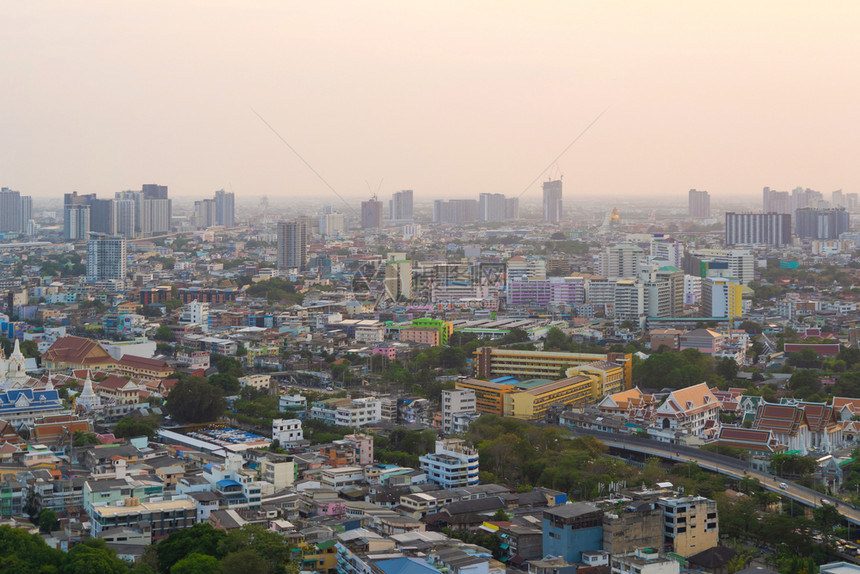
[516,108,608,199]
[251,108,358,216]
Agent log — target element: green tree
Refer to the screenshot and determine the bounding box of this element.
[0,524,62,571]
[715,357,739,380]
[813,503,843,535]
[217,525,296,574]
[165,378,226,423]
[543,327,571,352]
[170,553,220,574]
[19,340,39,358]
[156,523,227,573]
[788,370,822,399]
[154,325,175,342]
[61,538,127,574]
[219,550,268,574]
[492,508,510,521]
[72,431,101,447]
[38,509,58,533]
[209,373,241,395]
[114,417,157,439]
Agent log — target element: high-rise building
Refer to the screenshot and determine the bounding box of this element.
[319,212,345,236]
[725,212,792,247]
[389,189,413,221]
[277,221,307,270]
[684,249,754,286]
[88,198,117,235]
[478,193,509,222]
[141,183,168,199]
[214,189,235,227]
[542,179,563,223]
[0,188,33,233]
[63,191,96,240]
[832,189,845,208]
[688,189,710,219]
[384,258,413,301]
[847,193,859,212]
[115,190,144,236]
[505,197,519,220]
[650,237,684,268]
[86,234,127,283]
[598,244,645,280]
[143,199,171,236]
[361,198,383,229]
[141,184,171,235]
[114,199,136,238]
[795,207,850,240]
[64,206,90,241]
[193,199,217,229]
[762,187,791,215]
[432,199,478,224]
[642,266,684,318]
[701,277,742,319]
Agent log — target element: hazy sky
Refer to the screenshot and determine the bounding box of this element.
[3,2,860,204]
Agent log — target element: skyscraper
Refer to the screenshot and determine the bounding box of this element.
[505,197,519,220]
[725,212,792,247]
[64,206,90,241]
[361,198,383,229]
[116,190,145,236]
[141,184,171,235]
[389,190,413,221]
[762,187,791,215]
[86,234,127,283]
[319,212,345,236]
[478,193,508,222]
[688,189,710,219]
[795,207,849,239]
[89,198,117,235]
[114,199,136,238]
[542,179,563,223]
[194,199,217,229]
[277,221,308,270]
[63,191,96,240]
[432,199,478,224]
[214,189,235,227]
[0,188,33,233]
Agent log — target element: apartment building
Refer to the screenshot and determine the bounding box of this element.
[90,497,196,538]
[441,389,477,434]
[657,496,718,557]
[310,398,382,427]
[419,439,480,489]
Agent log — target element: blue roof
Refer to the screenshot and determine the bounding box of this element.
[376,557,439,574]
[490,376,519,385]
[217,479,242,488]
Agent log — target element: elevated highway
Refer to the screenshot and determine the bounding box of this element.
[569,426,860,525]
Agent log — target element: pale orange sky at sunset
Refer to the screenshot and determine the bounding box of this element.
[2,1,859,203]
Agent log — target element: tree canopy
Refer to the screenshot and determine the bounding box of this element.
[165,377,227,423]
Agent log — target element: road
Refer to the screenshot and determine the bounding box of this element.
[569,426,860,525]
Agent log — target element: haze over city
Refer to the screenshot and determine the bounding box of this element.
[3,1,860,202]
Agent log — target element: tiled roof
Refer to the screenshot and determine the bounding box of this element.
[43,336,114,366]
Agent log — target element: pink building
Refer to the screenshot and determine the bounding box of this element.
[373,346,396,360]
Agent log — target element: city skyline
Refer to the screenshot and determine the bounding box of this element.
[3,2,860,201]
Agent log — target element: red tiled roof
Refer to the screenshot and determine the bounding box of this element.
[43,336,114,366]
[118,355,172,371]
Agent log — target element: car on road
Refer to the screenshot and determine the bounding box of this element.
[779,482,788,490]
